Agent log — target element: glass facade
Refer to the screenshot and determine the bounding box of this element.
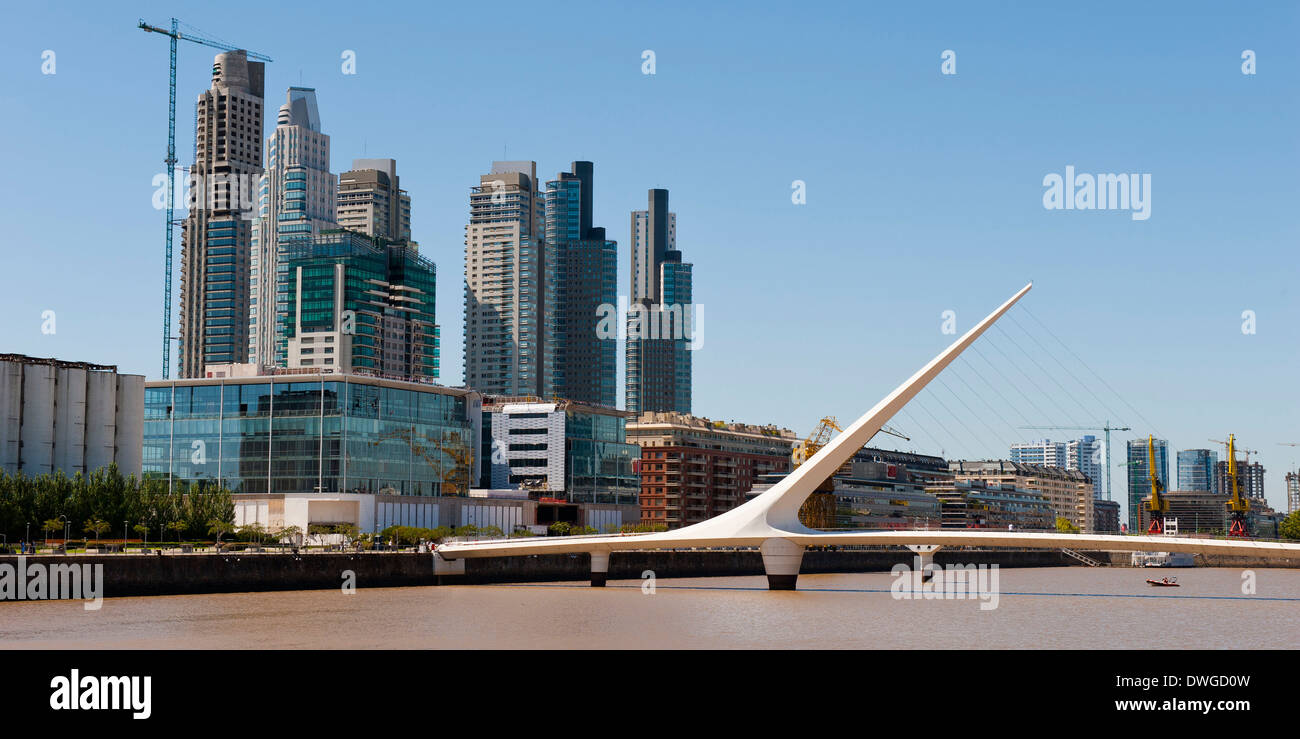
[1177,449,1218,494]
[144,377,477,496]
[1126,438,1169,532]
[564,410,638,505]
[281,231,439,380]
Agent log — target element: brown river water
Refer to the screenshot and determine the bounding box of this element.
[3,568,1298,649]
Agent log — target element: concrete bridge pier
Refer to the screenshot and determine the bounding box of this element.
[906,544,943,581]
[590,551,609,587]
[761,538,805,590]
[432,550,465,584]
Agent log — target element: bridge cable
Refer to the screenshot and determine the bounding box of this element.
[1020,305,1163,438]
[985,327,1088,428]
[969,343,1063,432]
[946,363,1029,444]
[1007,311,1128,426]
[920,386,990,458]
[908,396,970,460]
[935,375,1013,452]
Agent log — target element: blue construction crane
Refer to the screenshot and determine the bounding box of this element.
[138,19,271,379]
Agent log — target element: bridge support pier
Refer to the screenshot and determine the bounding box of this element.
[432,551,465,585]
[590,551,609,587]
[760,538,805,590]
[906,544,942,581]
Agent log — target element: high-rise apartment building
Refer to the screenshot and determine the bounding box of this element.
[337,159,412,241]
[1066,435,1103,500]
[1127,437,1168,532]
[1286,471,1299,514]
[179,50,265,377]
[546,162,617,408]
[1216,459,1265,501]
[626,189,693,415]
[280,230,439,381]
[249,87,337,370]
[1177,448,1219,494]
[1010,440,1066,467]
[463,162,548,397]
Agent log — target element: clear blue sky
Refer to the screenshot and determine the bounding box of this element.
[1,1,1296,518]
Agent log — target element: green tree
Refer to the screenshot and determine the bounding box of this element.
[42,518,62,543]
[82,517,110,544]
[1055,517,1080,534]
[1279,510,1300,541]
[208,519,234,546]
[165,520,187,543]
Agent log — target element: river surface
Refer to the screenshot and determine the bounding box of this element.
[3,568,1298,649]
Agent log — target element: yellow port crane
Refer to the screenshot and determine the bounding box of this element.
[1144,435,1170,534]
[794,417,909,528]
[1209,435,1251,536]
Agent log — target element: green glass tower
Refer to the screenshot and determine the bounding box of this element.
[279,230,439,381]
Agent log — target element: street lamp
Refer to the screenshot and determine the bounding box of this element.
[57,515,69,555]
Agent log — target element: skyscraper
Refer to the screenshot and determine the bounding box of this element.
[463,161,548,397]
[1216,459,1265,501]
[626,189,693,414]
[281,230,439,381]
[546,162,617,408]
[179,50,264,377]
[249,87,337,371]
[1127,437,1168,532]
[1176,448,1219,494]
[337,159,412,242]
[1067,435,1103,500]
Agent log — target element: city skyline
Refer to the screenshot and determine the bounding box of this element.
[1,1,1296,520]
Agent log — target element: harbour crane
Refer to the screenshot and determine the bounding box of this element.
[1209,435,1252,536]
[137,18,272,379]
[793,417,909,528]
[1144,435,1170,534]
[1018,422,1131,501]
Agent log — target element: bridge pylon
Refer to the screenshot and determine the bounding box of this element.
[589,551,610,587]
[761,538,805,590]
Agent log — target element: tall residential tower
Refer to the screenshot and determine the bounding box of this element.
[626,188,692,414]
[463,161,548,397]
[546,162,617,408]
[338,159,412,242]
[179,50,264,377]
[249,87,337,370]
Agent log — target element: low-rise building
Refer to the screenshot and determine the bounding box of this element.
[929,479,1056,531]
[144,373,480,535]
[950,459,1095,532]
[480,398,640,511]
[627,412,796,528]
[1092,499,1121,533]
[0,354,143,478]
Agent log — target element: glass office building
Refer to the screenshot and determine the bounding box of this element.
[144,375,480,497]
[1177,448,1219,494]
[565,407,639,505]
[1127,437,1168,532]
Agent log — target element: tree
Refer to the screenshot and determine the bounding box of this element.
[42,518,62,543]
[1055,517,1080,534]
[274,525,303,549]
[132,523,150,545]
[1280,511,1300,541]
[83,517,110,544]
[165,520,187,543]
[208,519,234,546]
